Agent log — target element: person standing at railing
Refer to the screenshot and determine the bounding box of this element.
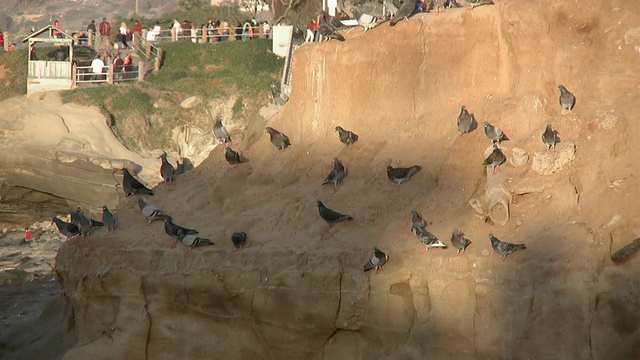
[53,20,63,38]
[263,21,271,40]
[172,19,182,42]
[118,22,129,49]
[99,18,111,53]
[147,22,161,43]
[87,19,96,46]
[133,20,142,48]
[220,20,230,42]
[29,43,37,60]
[123,54,132,73]
[91,54,105,81]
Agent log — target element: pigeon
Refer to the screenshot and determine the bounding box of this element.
[322,157,348,190]
[265,127,291,151]
[317,200,353,233]
[558,85,576,111]
[77,209,104,229]
[416,228,447,253]
[364,247,389,274]
[317,13,345,41]
[383,0,399,16]
[175,229,214,253]
[121,168,154,197]
[213,116,231,143]
[542,124,558,150]
[483,122,509,144]
[69,207,82,226]
[320,10,344,29]
[270,84,288,106]
[387,165,422,185]
[409,210,427,235]
[335,126,359,148]
[102,205,116,232]
[225,147,242,166]
[231,232,247,251]
[137,198,171,224]
[489,233,525,260]
[390,0,418,26]
[353,6,381,32]
[431,0,447,14]
[463,0,494,10]
[451,230,471,254]
[457,106,475,134]
[482,144,507,174]
[52,217,80,240]
[77,216,93,237]
[446,0,462,8]
[164,217,199,248]
[159,152,175,185]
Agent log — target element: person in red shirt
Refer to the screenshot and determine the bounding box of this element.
[98,17,111,52]
[53,20,63,38]
[306,20,317,42]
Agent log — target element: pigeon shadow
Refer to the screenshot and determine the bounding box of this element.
[468,118,479,133]
[175,157,194,176]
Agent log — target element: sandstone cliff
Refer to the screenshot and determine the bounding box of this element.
[45,0,640,359]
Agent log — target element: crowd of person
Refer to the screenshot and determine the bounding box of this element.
[148,18,271,44]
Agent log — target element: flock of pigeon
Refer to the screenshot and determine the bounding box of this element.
[50,63,577,274]
[317,0,497,40]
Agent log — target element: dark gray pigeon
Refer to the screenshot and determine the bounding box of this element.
[138,198,171,224]
[232,232,247,251]
[542,124,558,150]
[77,209,103,230]
[102,205,116,232]
[482,144,507,174]
[52,217,80,240]
[317,200,353,233]
[457,106,475,134]
[416,228,447,253]
[165,217,199,248]
[270,84,288,106]
[225,147,242,166]
[335,126,358,148]
[387,165,422,185]
[69,207,82,226]
[463,0,494,9]
[175,229,214,253]
[121,168,154,197]
[483,122,509,144]
[364,247,389,274]
[451,230,471,254]
[317,12,345,41]
[213,116,231,143]
[390,0,418,26]
[159,152,175,185]
[265,127,291,151]
[489,233,525,260]
[410,210,427,235]
[322,157,348,190]
[77,216,92,238]
[558,85,576,111]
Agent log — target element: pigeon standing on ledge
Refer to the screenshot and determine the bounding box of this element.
[390,0,418,26]
[138,198,171,224]
[317,12,345,41]
[159,152,175,185]
[457,106,475,134]
[463,0,494,10]
[364,247,389,274]
[387,165,422,185]
[483,122,509,144]
[489,233,526,260]
[176,229,214,253]
[410,210,427,235]
[213,116,231,144]
[225,147,242,166]
[317,200,353,233]
[335,126,359,148]
[558,85,576,111]
[121,168,154,197]
[265,127,291,151]
[482,144,507,174]
[232,232,247,251]
[52,217,80,240]
[542,124,559,150]
[451,230,471,254]
[416,228,447,253]
[322,157,348,190]
[102,206,116,232]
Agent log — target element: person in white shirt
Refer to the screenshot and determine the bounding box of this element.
[90,55,105,81]
[172,19,182,41]
[147,22,161,43]
[119,22,129,48]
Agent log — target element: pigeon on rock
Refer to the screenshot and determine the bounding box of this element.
[353,5,381,32]
[410,210,427,235]
[52,217,80,240]
[489,233,526,260]
[451,230,471,254]
[463,0,494,10]
[265,127,291,151]
[457,106,475,134]
[121,168,154,197]
[175,229,214,253]
[558,85,576,111]
[213,116,232,143]
[317,12,345,41]
[69,207,82,226]
[542,124,558,150]
[77,209,104,230]
[364,247,389,274]
[335,126,359,148]
[322,157,348,190]
[270,84,288,106]
[482,144,507,174]
[483,122,509,144]
[102,206,116,232]
[390,0,418,26]
[225,147,242,166]
[159,152,175,185]
[317,201,353,233]
[164,217,198,240]
[383,0,399,16]
[232,232,247,251]
[415,228,447,253]
[387,165,422,185]
[137,198,171,224]
[77,216,93,237]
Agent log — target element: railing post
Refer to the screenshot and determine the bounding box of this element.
[138,61,145,81]
[202,26,208,43]
[171,27,177,42]
[155,48,162,72]
[146,42,151,59]
[72,63,77,87]
[88,31,94,47]
[108,64,114,84]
